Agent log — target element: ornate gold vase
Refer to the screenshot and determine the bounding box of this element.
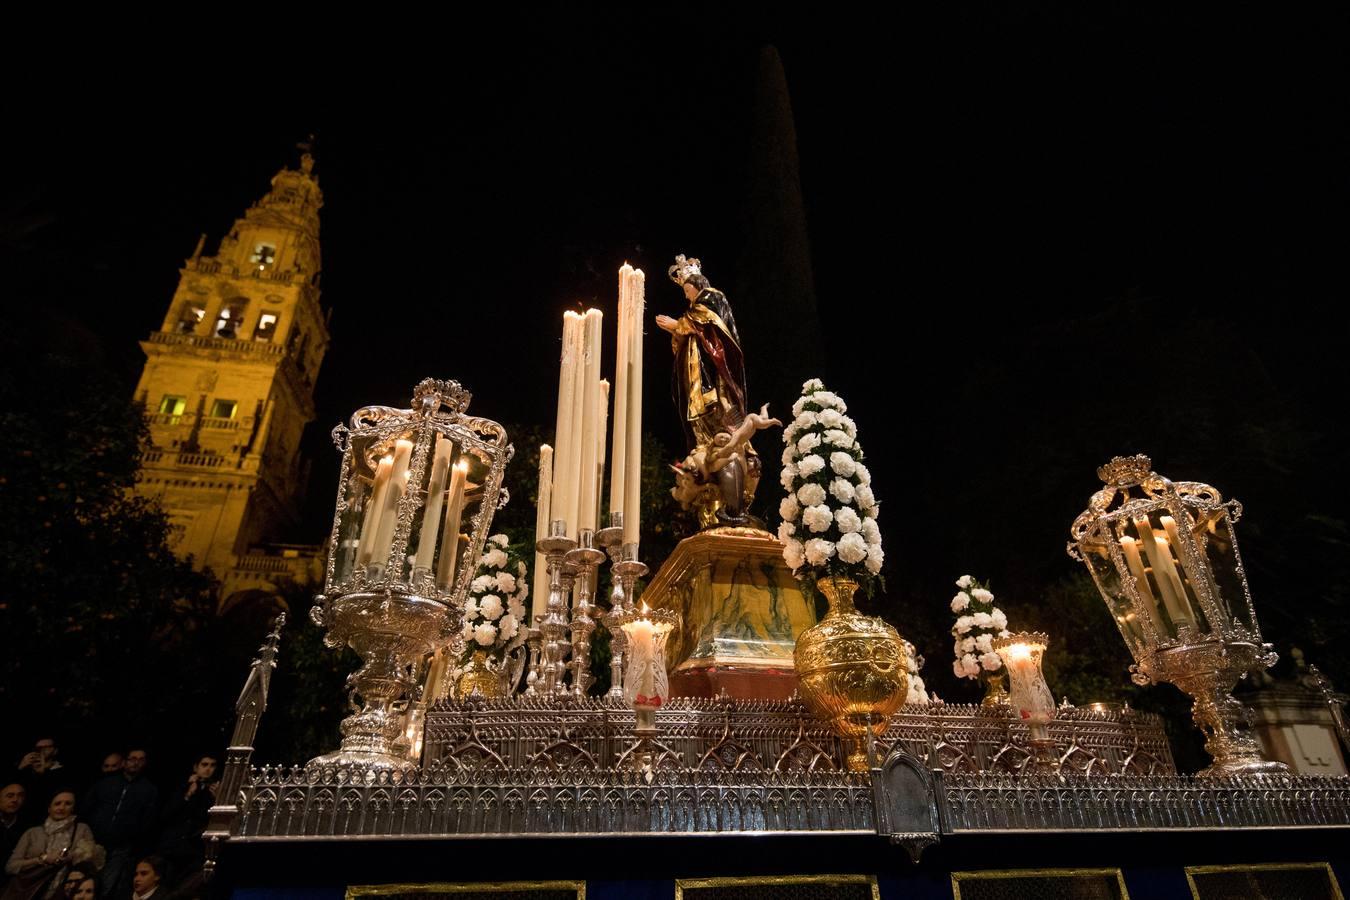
[980,670,1009,707]
[794,576,907,772]
[455,650,504,700]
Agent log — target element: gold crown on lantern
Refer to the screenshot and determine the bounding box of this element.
[1096,454,1154,487]
[668,254,703,286]
[412,378,472,416]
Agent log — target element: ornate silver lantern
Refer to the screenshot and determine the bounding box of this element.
[1069,454,1286,776]
[309,379,512,770]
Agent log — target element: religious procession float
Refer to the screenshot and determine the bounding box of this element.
[205,257,1350,900]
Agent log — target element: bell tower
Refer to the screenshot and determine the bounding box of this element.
[133,151,329,601]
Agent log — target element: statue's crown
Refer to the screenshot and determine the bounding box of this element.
[668,254,703,286]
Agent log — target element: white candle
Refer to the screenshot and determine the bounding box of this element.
[597,379,610,524]
[1134,517,1191,630]
[414,435,454,571]
[370,439,414,571]
[532,444,553,623]
[436,459,469,590]
[627,618,656,698]
[356,454,393,566]
[609,264,633,518]
[577,309,604,534]
[552,311,583,538]
[1159,515,1197,607]
[622,268,645,547]
[1119,536,1164,634]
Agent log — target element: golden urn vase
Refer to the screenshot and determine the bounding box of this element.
[455,650,505,700]
[794,576,907,772]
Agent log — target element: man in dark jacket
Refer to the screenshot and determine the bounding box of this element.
[156,753,218,896]
[0,781,29,890]
[83,748,159,899]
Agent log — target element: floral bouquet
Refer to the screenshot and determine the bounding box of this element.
[778,379,883,585]
[459,533,528,660]
[903,639,930,706]
[950,574,1011,703]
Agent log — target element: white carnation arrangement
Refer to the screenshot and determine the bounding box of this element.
[949,574,1011,681]
[459,534,528,659]
[902,639,930,706]
[778,379,883,586]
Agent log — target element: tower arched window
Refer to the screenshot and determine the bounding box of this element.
[215,299,248,339]
[250,243,277,271]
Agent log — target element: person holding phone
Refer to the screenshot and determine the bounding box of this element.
[2,792,99,900]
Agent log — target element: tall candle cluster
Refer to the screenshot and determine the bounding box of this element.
[531,265,646,623]
[1119,513,1199,635]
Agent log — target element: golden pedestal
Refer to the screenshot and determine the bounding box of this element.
[642,527,818,701]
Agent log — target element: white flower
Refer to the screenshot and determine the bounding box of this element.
[479,594,504,621]
[507,598,525,622]
[837,532,867,564]
[855,484,876,511]
[791,396,809,418]
[865,543,884,574]
[998,629,1011,638]
[463,597,479,621]
[780,445,798,467]
[975,633,994,654]
[812,390,846,412]
[853,462,871,486]
[777,521,796,544]
[471,574,496,593]
[496,572,517,593]
[830,478,856,504]
[818,408,843,429]
[834,507,862,534]
[955,575,973,589]
[803,504,833,533]
[954,615,974,635]
[780,494,802,521]
[783,538,805,570]
[971,588,994,604]
[498,613,519,640]
[822,429,854,449]
[460,621,474,641]
[828,451,856,477]
[979,651,1003,672]
[838,416,858,439]
[861,518,881,545]
[991,608,1008,630]
[797,432,822,454]
[972,611,993,629]
[489,533,510,547]
[797,454,826,478]
[960,636,977,653]
[802,378,825,393]
[960,653,981,677]
[793,410,819,430]
[951,591,970,613]
[780,464,798,491]
[907,676,929,706]
[804,538,835,566]
[473,622,498,647]
[482,547,508,569]
[797,483,827,507]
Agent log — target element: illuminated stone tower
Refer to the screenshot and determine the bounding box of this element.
[134,152,328,605]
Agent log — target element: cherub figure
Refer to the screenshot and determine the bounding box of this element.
[670,403,781,527]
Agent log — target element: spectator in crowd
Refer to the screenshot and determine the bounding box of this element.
[3,791,99,900]
[155,755,217,899]
[98,756,122,778]
[58,868,90,898]
[0,783,27,887]
[82,751,156,900]
[130,857,163,900]
[15,738,65,810]
[72,878,96,900]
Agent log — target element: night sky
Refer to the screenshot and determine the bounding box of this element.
[6,9,1347,679]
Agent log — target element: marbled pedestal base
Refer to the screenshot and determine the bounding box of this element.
[641,526,817,700]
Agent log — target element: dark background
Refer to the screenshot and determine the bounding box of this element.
[3,6,1347,773]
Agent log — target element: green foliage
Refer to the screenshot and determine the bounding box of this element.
[0,320,227,764]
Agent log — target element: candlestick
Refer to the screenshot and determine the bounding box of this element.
[553,311,583,540]
[577,309,604,534]
[993,632,1058,773]
[596,522,628,701]
[435,459,469,590]
[566,528,607,696]
[622,268,645,548]
[610,264,633,518]
[616,599,676,738]
[414,435,453,572]
[537,522,577,696]
[356,454,394,567]
[532,444,554,624]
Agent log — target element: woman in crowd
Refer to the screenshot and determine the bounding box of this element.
[2,791,99,900]
[71,879,95,900]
